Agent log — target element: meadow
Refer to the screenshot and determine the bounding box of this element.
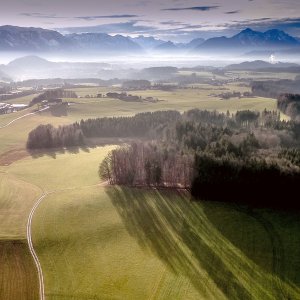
[0,81,297,299]
[32,186,300,300]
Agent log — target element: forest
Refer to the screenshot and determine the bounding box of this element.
[26,107,300,208]
[29,89,77,106]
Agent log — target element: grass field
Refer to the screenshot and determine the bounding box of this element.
[0,173,40,300]
[31,186,300,300]
[2,141,298,300]
[0,83,297,300]
[0,85,287,155]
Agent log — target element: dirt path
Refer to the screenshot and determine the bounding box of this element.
[26,193,48,300]
[0,106,49,129]
[25,182,108,300]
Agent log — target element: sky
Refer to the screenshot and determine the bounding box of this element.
[0,0,300,42]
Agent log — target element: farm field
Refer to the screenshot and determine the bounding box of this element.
[0,173,40,300]
[31,186,300,300]
[1,84,288,155]
[0,146,116,300]
[0,82,297,300]
[1,139,300,299]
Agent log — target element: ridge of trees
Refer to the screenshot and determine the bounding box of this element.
[27,109,298,150]
[29,89,77,106]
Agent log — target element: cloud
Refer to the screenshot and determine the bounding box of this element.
[225,10,240,14]
[162,6,220,11]
[58,21,157,35]
[160,21,189,26]
[20,12,66,19]
[75,15,140,21]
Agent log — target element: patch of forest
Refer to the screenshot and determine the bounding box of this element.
[27,109,300,208]
[29,89,77,106]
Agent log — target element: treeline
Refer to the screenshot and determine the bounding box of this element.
[29,89,77,106]
[27,109,296,150]
[26,110,181,149]
[251,79,300,98]
[99,142,193,187]
[278,93,300,120]
[191,154,300,208]
[80,110,180,138]
[27,124,84,149]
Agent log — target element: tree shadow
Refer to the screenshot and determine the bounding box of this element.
[28,145,91,159]
[202,201,300,290]
[106,187,255,299]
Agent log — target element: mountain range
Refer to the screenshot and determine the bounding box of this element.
[195,28,300,54]
[0,25,299,56]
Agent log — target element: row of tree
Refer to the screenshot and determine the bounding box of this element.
[27,108,298,150]
[29,89,77,106]
[99,142,194,187]
[27,123,84,149]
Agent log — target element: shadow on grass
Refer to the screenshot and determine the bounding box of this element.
[28,137,139,160]
[202,201,300,290]
[106,187,252,299]
[28,145,91,159]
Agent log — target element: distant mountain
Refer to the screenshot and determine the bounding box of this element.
[184,38,205,49]
[67,33,143,53]
[0,25,299,58]
[130,36,165,49]
[154,41,179,52]
[195,28,299,54]
[7,55,56,69]
[224,60,299,71]
[0,25,74,51]
[2,56,114,80]
[0,25,143,54]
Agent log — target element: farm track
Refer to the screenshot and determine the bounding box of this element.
[25,182,108,300]
[0,106,49,129]
[27,193,48,300]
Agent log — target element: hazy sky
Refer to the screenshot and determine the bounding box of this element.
[1,0,300,41]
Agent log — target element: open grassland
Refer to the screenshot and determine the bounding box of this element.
[228,71,299,80]
[0,173,40,238]
[66,85,281,118]
[1,134,299,299]
[4,93,38,105]
[7,145,117,191]
[1,85,287,156]
[0,146,115,300]
[32,186,300,300]
[0,173,40,300]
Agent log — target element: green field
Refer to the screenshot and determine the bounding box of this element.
[31,187,300,300]
[0,85,287,155]
[0,84,298,299]
[0,173,40,300]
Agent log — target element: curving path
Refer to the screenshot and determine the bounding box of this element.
[0,106,49,129]
[25,183,108,300]
[26,193,49,300]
